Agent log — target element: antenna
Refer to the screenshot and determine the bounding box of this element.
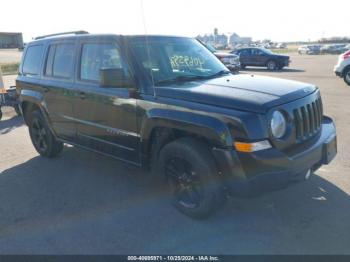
[140,0,157,99]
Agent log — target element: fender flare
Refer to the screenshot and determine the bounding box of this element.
[140,108,234,155]
[19,89,54,134]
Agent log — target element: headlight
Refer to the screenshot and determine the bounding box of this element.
[229,58,237,64]
[220,57,230,63]
[270,111,287,138]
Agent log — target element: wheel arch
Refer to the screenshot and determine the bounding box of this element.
[342,64,350,76]
[140,109,233,169]
[19,90,53,133]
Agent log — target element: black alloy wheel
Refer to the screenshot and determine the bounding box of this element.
[165,157,202,209]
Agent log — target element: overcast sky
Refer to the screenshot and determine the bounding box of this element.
[0,0,348,42]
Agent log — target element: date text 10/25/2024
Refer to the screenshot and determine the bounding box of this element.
[127,256,220,261]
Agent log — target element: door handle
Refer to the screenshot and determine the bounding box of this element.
[79,92,86,99]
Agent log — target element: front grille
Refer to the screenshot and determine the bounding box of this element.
[293,97,323,141]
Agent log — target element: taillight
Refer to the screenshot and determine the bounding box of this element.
[343,51,350,59]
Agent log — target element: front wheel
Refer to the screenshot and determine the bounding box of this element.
[28,110,63,158]
[158,138,224,219]
[267,60,277,71]
[344,68,350,86]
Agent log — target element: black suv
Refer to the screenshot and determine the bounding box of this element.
[231,47,290,70]
[17,32,337,219]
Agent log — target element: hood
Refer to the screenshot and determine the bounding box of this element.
[155,74,316,113]
[273,54,290,59]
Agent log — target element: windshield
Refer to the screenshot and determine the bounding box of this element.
[129,37,228,86]
[204,43,217,53]
[260,48,274,55]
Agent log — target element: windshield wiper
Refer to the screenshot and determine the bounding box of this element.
[208,70,231,78]
[155,70,231,86]
[155,75,209,85]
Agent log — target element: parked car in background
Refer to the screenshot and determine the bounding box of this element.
[334,50,350,86]
[298,45,321,55]
[276,43,287,49]
[321,44,347,54]
[201,41,240,72]
[231,47,290,70]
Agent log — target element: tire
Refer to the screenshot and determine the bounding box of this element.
[158,138,224,219]
[344,68,350,86]
[267,60,277,71]
[0,108,2,120]
[28,110,63,158]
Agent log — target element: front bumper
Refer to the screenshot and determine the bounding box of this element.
[334,65,343,77]
[213,116,337,196]
[283,60,290,67]
[335,71,342,77]
[225,63,241,72]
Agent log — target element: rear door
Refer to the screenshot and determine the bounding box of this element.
[72,39,140,164]
[40,41,77,141]
[238,48,253,66]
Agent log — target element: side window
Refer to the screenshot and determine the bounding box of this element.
[80,43,123,82]
[240,49,251,56]
[22,45,44,76]
[45,43,75,79]
[251,49,260,55]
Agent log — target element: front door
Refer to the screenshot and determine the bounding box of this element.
[72,41,140,164]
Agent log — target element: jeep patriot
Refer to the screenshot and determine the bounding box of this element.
[16,32,337,218]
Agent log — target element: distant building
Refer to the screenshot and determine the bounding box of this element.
[197,34,228,47]
[0,32,23,49]
[229,33,252,45]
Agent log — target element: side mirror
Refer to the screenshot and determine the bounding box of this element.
[99,68,134,88]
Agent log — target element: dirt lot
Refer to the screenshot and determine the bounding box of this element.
[1,54,350,254]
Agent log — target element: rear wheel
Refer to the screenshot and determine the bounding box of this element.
[344,68,350,86]
[158,138,224,219]
[28,110,63,158]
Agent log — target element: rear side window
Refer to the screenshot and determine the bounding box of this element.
[45,43,75,79]
[80,43,123,82]
[22,45,44,76]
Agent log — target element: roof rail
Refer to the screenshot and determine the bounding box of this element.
[34,31,89,40]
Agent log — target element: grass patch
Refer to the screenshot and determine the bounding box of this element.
[0,63,19,75]
[271,48,298,54]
